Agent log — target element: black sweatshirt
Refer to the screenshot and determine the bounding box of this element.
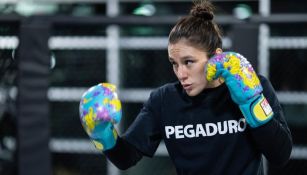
[105,75,292,175]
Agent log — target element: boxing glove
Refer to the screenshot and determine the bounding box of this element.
[206,52,273,128]
[79,83,122,151]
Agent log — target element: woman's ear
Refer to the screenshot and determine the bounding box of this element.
[215,48,223,54]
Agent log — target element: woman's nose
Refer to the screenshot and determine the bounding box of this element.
[177,66,188,80]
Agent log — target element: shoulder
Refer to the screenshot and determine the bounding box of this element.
[258,74,279,104]
[258,74,269,84]
[258,74,273,90]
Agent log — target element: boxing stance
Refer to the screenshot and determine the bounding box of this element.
[79,1,292,174]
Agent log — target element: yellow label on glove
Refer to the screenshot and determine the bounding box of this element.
[252,96,273,121]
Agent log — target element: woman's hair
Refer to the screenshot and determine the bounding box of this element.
[168,0,222,57]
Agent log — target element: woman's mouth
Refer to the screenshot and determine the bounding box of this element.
[182,84,192,90]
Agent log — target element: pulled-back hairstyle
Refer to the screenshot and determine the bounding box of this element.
[168,0,222,57]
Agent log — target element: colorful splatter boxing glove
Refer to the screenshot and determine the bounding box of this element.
[206,52,273,128]
[79,83,122,151]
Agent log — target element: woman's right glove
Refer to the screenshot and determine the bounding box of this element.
[79,83,122,151]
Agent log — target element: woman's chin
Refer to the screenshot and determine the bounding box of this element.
[185,89,199,97]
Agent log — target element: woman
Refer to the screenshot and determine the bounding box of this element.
[79,1,292,174]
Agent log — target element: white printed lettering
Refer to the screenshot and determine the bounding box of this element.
[184,125,195,138]
[196,124,206,137]
[175,125,184,139]
[238,118,246,132]
[206,123,218,136]
[217,121,228,134]
[165,126,175,138]
[164,118,246,139]
[228,120,238,133]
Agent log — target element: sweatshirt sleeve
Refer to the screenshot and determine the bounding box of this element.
[104,88,163,170]
[249,75,293,166]
[122,88,162,157]
[104,136,143,170]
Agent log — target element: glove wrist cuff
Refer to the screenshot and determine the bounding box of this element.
[239,94,274,128]
[91,125,118,151]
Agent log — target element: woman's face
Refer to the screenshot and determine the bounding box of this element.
[168,39,221,96]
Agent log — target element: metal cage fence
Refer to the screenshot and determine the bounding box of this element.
[0,1,307,175]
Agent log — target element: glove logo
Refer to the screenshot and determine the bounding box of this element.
[252,95,274,122]
[260,98,273,117]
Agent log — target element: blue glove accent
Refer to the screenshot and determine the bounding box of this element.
[239,94,274,128]
[91,122,118,151]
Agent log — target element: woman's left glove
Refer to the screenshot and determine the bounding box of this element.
[206,52,273,128]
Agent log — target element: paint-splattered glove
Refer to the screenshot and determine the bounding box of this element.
[206,52,273,128]
[79,83,122,151]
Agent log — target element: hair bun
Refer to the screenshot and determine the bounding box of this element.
[191,9,213,20]
[190,1,214,21]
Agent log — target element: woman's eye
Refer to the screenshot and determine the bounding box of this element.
[170,61,178,67]
[185,60,194,65]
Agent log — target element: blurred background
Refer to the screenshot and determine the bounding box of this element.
[0,0,306,175]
